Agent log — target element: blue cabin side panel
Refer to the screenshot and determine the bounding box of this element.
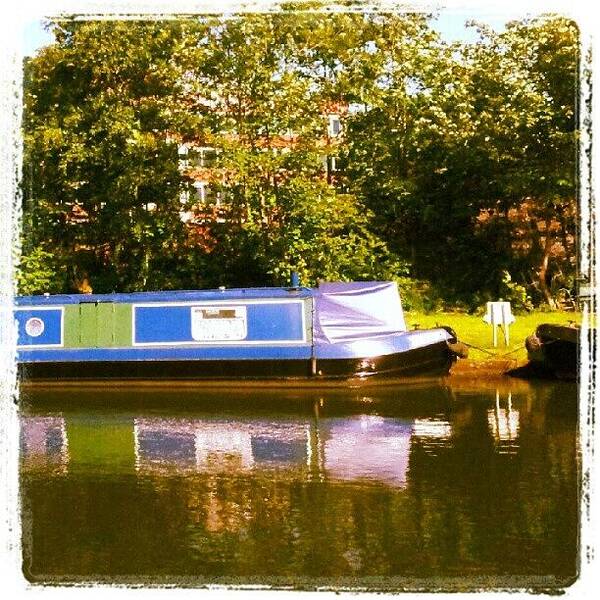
[133,301,306,345]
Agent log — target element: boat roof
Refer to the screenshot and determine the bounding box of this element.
[14,286,314,306]
[14,281,400,308]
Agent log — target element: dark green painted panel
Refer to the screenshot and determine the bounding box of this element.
[79,303,98,347]
[96,303,115,348]
[63,305,81,348]
[113,303,132,347]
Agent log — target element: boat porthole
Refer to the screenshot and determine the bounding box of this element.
[25,317,45,337]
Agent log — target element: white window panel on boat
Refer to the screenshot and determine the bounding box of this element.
[191,306,248,342]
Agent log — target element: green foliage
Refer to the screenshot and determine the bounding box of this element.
[266,178,402,285]
[342,15,578,308]
[16,246,65,295]
[183,177,402,289]
[395,277,443,313]
[23,20,190,293]
[497,271,534,313]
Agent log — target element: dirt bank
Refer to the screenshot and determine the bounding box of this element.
[448,358,524,380]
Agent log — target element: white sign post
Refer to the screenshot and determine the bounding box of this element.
[483,301,515,347]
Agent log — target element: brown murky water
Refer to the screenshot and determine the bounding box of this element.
[18,380,579,590]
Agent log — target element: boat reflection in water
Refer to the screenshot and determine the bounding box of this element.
[134,418,305,475]
[21,384,524,487]
[20,416,69,475]
[131,414,416,486]
[19,380,578,589]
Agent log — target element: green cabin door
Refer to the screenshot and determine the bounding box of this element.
[79,302,115,347]
[64,302,132,348]
[65,302,132,348]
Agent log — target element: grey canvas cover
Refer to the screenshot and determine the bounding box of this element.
[314,281,407,345]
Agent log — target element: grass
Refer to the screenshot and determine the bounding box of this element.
[404,310,582,362]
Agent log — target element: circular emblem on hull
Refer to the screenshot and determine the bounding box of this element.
[25,317,45,337]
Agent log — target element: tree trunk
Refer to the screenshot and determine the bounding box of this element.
[538,222,556,308]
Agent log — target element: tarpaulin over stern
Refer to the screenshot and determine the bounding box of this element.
[313,282,407,345]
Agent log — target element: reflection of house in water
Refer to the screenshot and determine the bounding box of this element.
[487,391,520,455]
[20,416,68,473]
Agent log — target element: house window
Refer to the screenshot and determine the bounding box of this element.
[321,155,328,173]
[328,115,341,137]
[192,181,224,206]
[178,144,189,169]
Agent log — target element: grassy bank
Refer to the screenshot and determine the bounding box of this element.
[404,310,581,362]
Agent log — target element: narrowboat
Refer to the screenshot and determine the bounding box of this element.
[14,281,467,383]
[524,323,579,380]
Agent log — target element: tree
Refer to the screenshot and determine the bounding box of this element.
[341,14,578,308]
[176,12,401,287]
[22,20,191,293]
[461,17,579,306]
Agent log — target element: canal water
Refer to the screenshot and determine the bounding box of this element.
[18,379,579,591]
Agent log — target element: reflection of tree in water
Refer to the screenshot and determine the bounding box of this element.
[515,382,578,575]
[406,386,577,577]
